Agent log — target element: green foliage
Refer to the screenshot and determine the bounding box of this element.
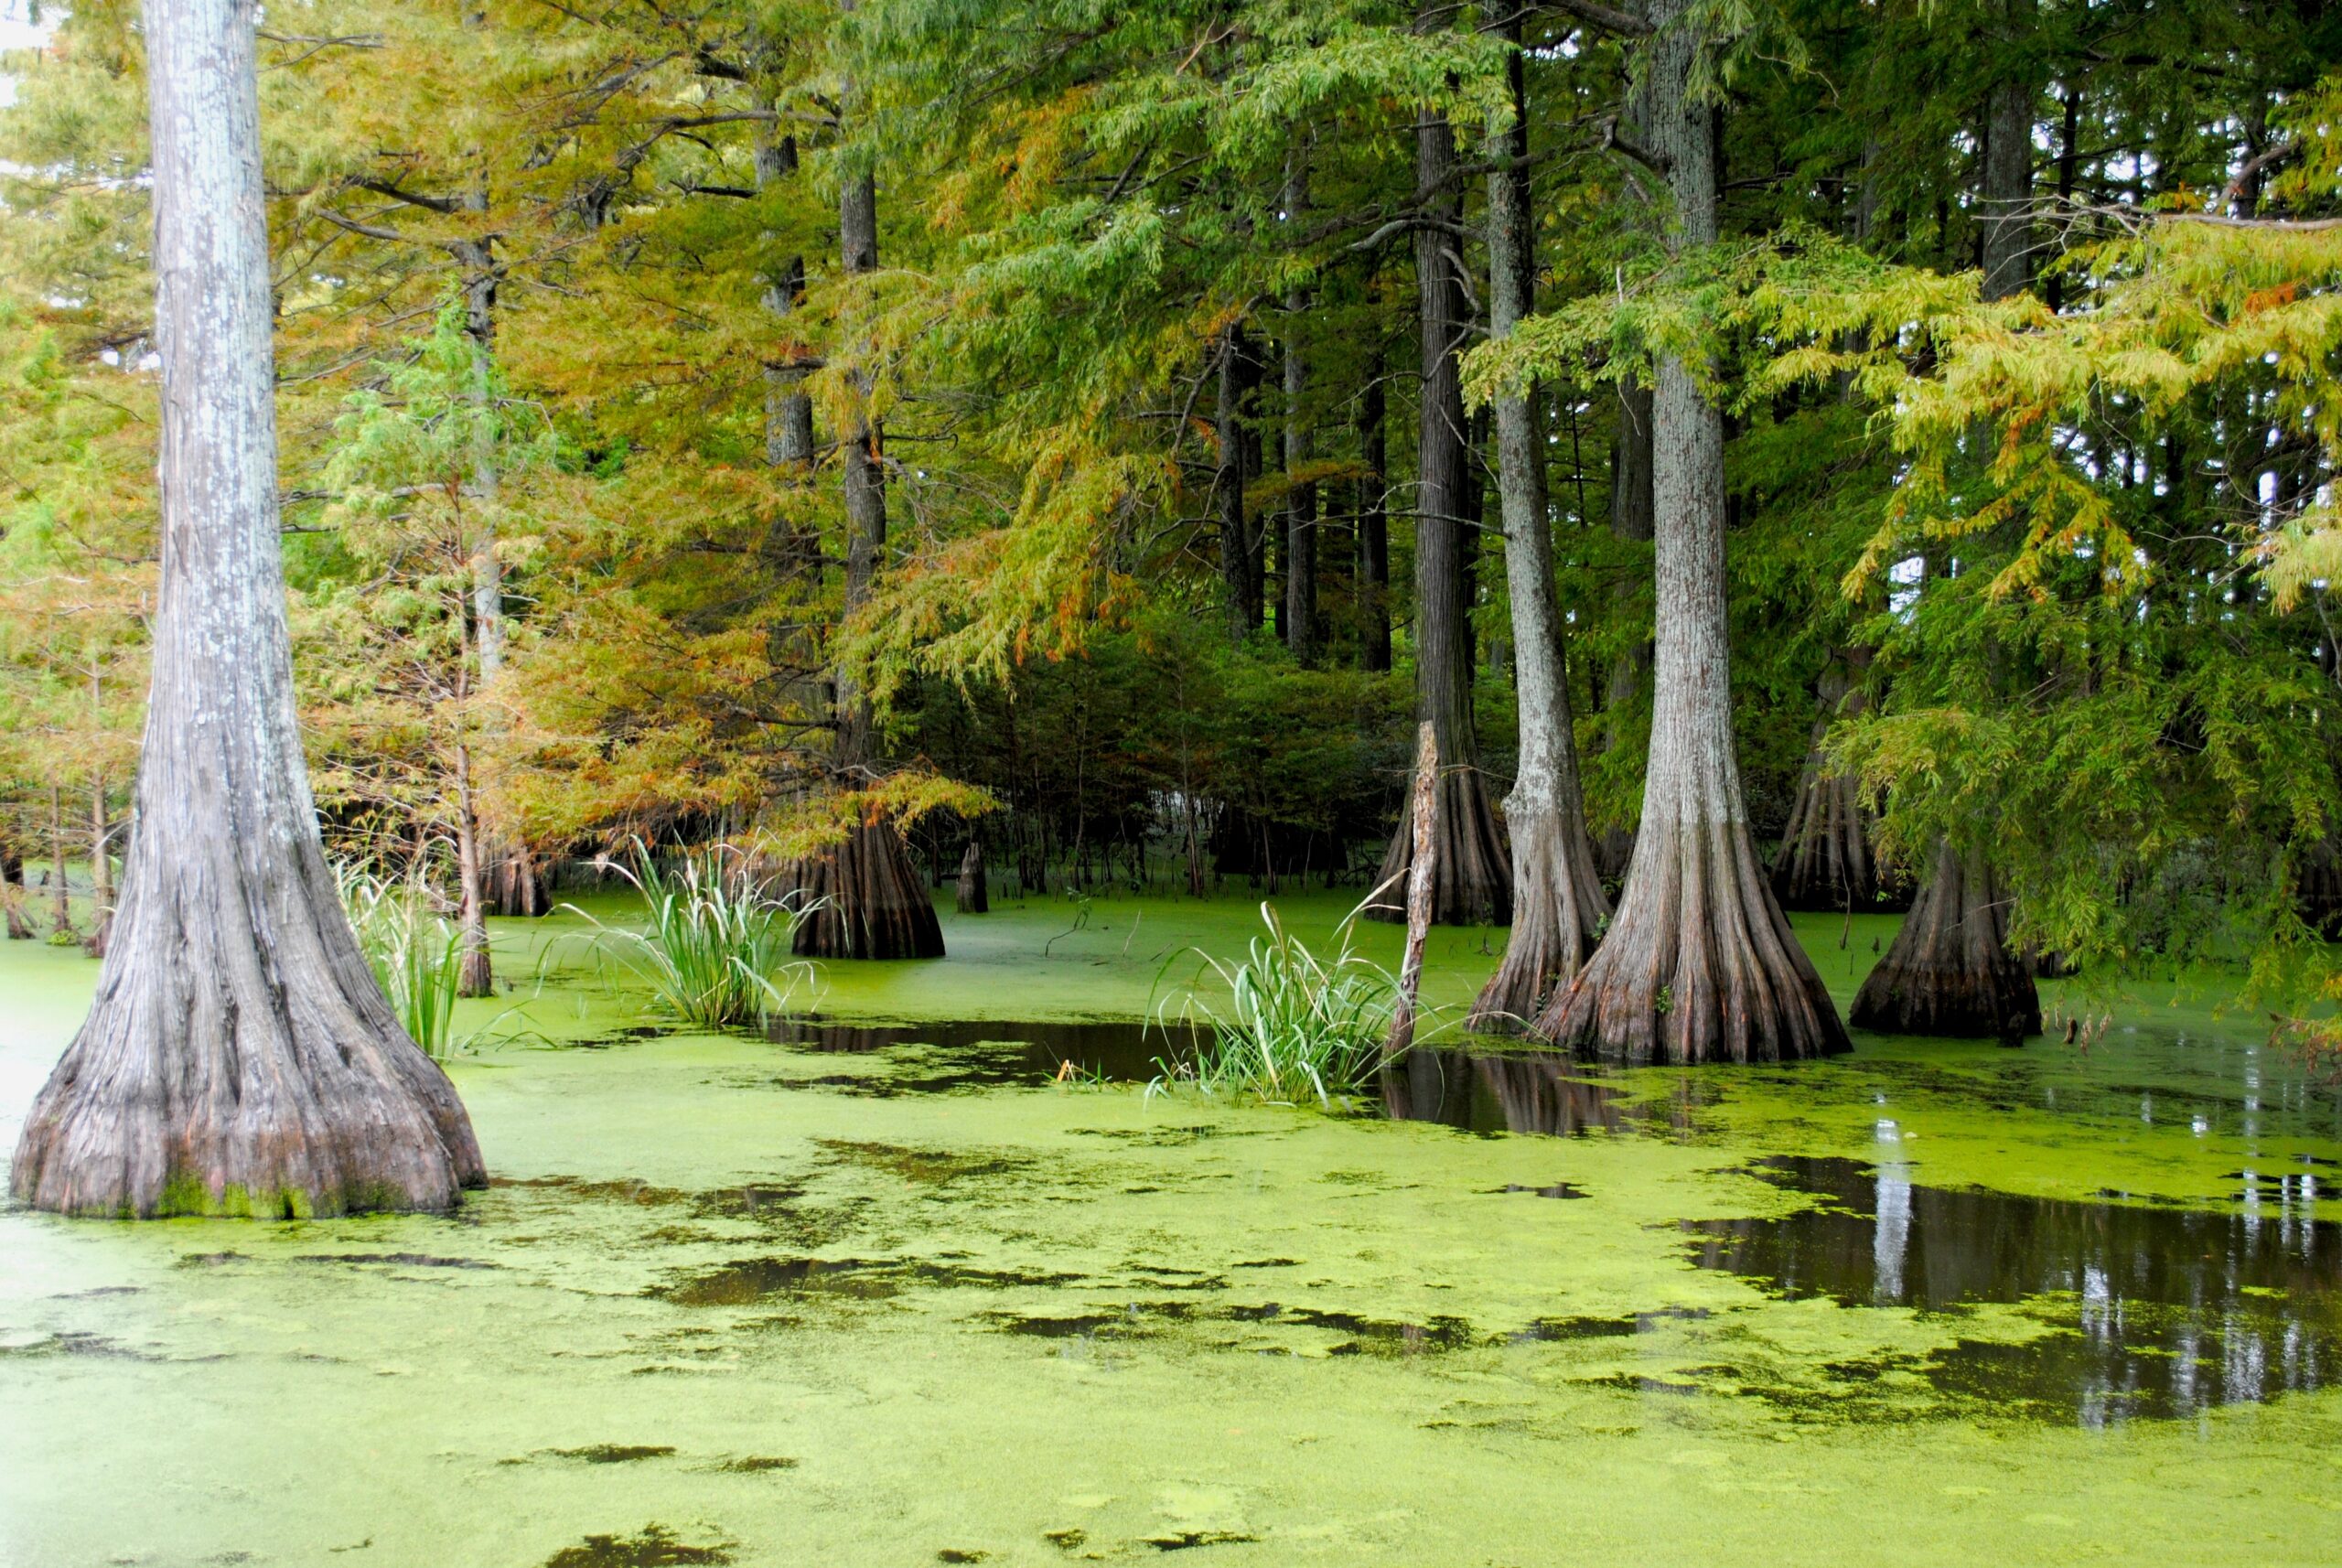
[1150,901,1398,1107]
[586,846,817,1031]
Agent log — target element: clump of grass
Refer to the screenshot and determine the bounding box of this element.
[1150,901,1400,1107]
[337,861,463,1060]
[584,844,815,1029]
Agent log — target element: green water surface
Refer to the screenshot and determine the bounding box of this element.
[2,887,2337,1566]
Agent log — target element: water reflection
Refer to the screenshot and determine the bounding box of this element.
[763,1015,1203,1090]
[1687,1156,2341,1423]
[1379,1048,1698,1138]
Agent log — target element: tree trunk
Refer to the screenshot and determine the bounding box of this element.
[48,780,73,940]
[1470,33,1609,1031]
[84,773,113,958]
[1369,73,1510,928]
[955,839,989,914]
[3,821,30,940]
[1771,654,1902,911]
[790,159,944,962]
[1530,0,1846,1066]
[1385,724,1438,1057]
[1283,146,1316,665]
[11,0,482,1218]
[1596,372,1655,879]
[1863,11,2041,1023]
[1215,324,1257,640]
[1978,0,2037,305]
[1851,842,2040,1040]
[1357,362,1391,671]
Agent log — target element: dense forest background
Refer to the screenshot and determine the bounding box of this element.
[1,0,2338,1009]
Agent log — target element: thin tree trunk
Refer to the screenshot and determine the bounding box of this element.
[1597,371,1655,879]
[1370,38,1511,928]
[1358,362,1391,671]
[1284,144,1316,664]
[85,772,113,958]
[790,155,944,962]
[1216,324,1256,640]
[11,0,481,1217]
[48,780,71,939]
[1385,723,1438,1056]
[1531,0,1846,1065]
[1471,30,1609,1030]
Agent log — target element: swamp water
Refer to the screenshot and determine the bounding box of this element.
[3,891,2339,1565]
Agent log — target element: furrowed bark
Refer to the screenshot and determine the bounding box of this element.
[11,0,483,1218]
[1850,842,2040,1039]
[1771,654,1903,911]
[1471,31,1610,1031]
[1370,57,1511,927]
[1529,0,1847,1065]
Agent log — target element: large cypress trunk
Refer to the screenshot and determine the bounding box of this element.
[1850,842,2039,1039]
[1530,0,1846,1065]
[789,162,943,962]
[1470,34,1608,1030]
[11,0,484,1218]
[1368,74,1511,928]
[1771,654,1902,910]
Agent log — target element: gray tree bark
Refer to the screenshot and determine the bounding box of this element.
[1370,38,1510,928]
[1596,371,1655,878]
[1470,32,1610,1030]
[11,0,484,1217]
[1531,0,1847,1064]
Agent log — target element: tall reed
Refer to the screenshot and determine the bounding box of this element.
[587,844,815,1029]
[336,861,464,1059]
[1151,901,1400,1107]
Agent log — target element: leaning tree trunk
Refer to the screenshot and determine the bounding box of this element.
[1369,77,1511,928]
[1531,0,1846,1065]
[1850,842,2040,1039]
[1470,34,1608,1031]
[10,0,483,1218]
[788,160,943,962]
[1771,654,1902,911]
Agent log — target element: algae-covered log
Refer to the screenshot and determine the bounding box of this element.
[8,0,484,1219]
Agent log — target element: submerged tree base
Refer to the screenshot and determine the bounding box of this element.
[788,820,945,961]
[1364,766,1511,929]
[1531,821,1848,1065]
[1850,843,2039,1040]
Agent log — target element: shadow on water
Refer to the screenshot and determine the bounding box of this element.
[1687,1155,2342,1423]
